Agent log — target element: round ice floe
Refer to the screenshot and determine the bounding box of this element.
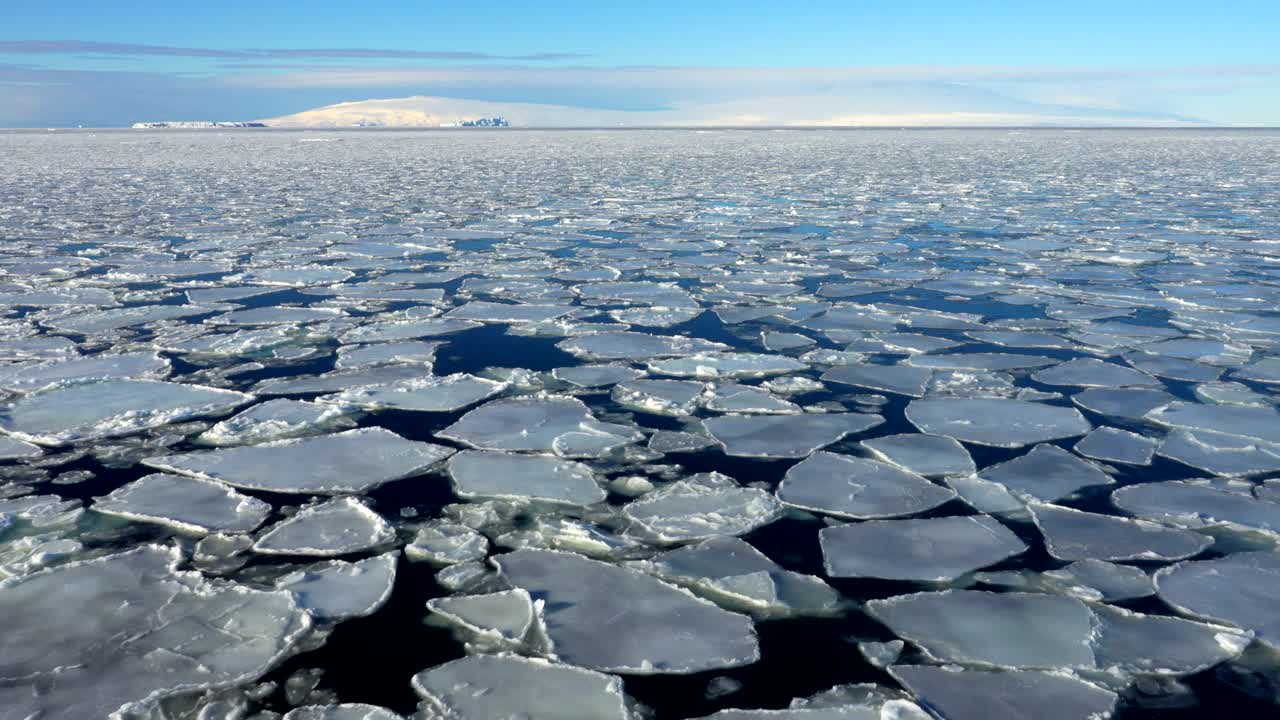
[439,396,642,456]
[495,549,759,674]
[412,655,629,720]
[1030,358,1161,388]
[145,427,454,494]
[905,398,1091,448]
[275,552,399,621]
[92,473,271,535]
[1156,552,1280,649]
[333,374,506,413]
[820,515,1026,582]
[778,452,955,520]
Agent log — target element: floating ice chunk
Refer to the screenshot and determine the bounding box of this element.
[649,430,718,454]
[92,473,271,535]
[978,444,1113,502]
[497,516,642,559]
[210,306,343,326]
[275,552,398,621]
[426,588,536,645]
[1193,380,1272,407]
[405,522,489,564]
[495,549,759,674]
[44,304,218,334]
[859,433,975,477]
[613,379,707,416]
[445,301,574,324]
[1028,502,1212,562]
[339,318,481,343]
[0,545,309,720]
[252,364,428,396]
[1071,388,1175,420]
[1091,603,1250,675]
[254,498,395,557]
[888,665,1117,720]
[148,427,452,494]
[762,331,817,351]
[705,413,883,459]
[1072,427,1157,465]
[692,706,894,719]
[649,352,807,379]
[1112,480,1280,535]
[1157,428,1280,477]
[778,452,955,519]
[1030,358,1161,388]
[610,306,703,327]
[943,474,1026,515]
[240,267,354,286]
[553,364,645,388]
[706,384,802,415]
[821,364,931,398]
[558,331,729,361]
[634,537,840,618]
[0,352,169,390]
[1044,560,1155,602]
[334,341,441,369]
[820,515,1026,582]
[1122,352,1222,382]
[905,399,1091,448]
[1146,402,1280,445]
[195,399,358,446]
[908,353,1057,371]
[333,374,506,413]
[283,704,404,720]
[867,590,1097,669]
[1156,552,1280,649]
[762,375,826,395]
[0,379,251,446]
[411,655,629,720]
[447,451,606,505]
[1233,357,1280,385]
[623,472,782,544]
[439,396,641,456]
[0,435,42,460]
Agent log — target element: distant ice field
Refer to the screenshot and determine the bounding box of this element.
[0,128,1279,719]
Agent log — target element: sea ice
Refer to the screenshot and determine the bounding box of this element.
[821,364,932,397]
[254,498,395,557]
[623,472,783,543]
[195,398,358,446]
[777,452,955,519]
[439,396,642,456]
[495,549,759,674]
[411,655,630,720]
[1028,502,1212,562]
[649,352,807,379]
[92,473,271,535]
[1156,552,1280,649]
[1030,358,1161,388]
[888,665,1117,720]
[275,552,399,621]
[859,433,975,476]
[705,413,884,458]
[333,374,506,413]
[1072,426,1157,465]
[905,398,1091,448]
[820,515,1026,582]
[977,444,1113,502]
[1111,480,1280,535]
[146,427,453,494]
[446,450,607,505]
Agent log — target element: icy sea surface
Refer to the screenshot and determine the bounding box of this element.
[1,128,1279,719]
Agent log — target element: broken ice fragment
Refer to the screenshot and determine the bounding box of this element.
[405,522,489,565]
[552,364,645,388]
[283,705,404,720]
[613,378,707,416]
[777,452,955,519]
[860,433,975,476]
[558,331,728,361]
[888,665,1117,720]
[705,413,883,458]
[1028,502,1212,562]
[333,374,506,413]
[1156,429,1280,477]
[195,399,358,446]
[1146,402,1280,446]
[650,352,806,379]
[446,450,606,505]
[0,352,170,390]
[1072,426,1157,465]
[623,472,782,543]
[92,473,271,535]
[439,396,641,456]
[1111,480,1280,535]
[411,655,629,720]
[977,444,1113,502]
[146,427,453,494]
[0,379,251,446]
[821,364,931,398]
[426,588,536,645]
[1156,552,1280,649]
[905,398,1091,448]
[820,515,1026,582]
[1030,358,1161,388]
[275,552,398,621]
[495,549,759,674]
[253,498,395,556]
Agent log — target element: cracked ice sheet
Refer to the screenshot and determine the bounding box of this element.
[0,351,170,390]
[0,545,310,720]
[438,396,642,457]
[0,379,252,446]
[92,473,271,535]
[145,427,454,494]
[494,549,759,674]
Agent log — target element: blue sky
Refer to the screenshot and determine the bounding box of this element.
[3,1,1278,126]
